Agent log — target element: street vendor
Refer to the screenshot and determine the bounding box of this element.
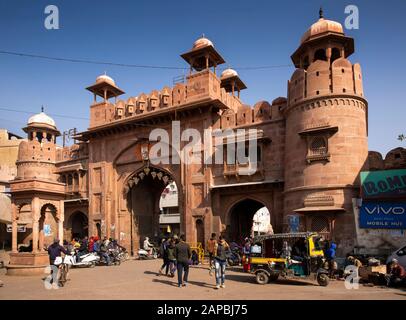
[386,259,406,288]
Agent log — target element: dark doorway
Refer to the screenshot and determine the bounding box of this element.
[70,211,88,239]
[228,199,269,242]
[196,219,204,246]
[127,167,174,249]
[95,222,101,238]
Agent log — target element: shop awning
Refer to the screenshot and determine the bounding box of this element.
[294,206,346,213]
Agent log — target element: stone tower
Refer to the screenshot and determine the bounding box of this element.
[283,10,368,253]
[16,109,60,180]
[8,110,66,275]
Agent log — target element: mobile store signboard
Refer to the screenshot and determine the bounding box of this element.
[360,169,406,199]
[359,202,406,229]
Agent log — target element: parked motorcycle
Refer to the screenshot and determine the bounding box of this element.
[226,248,242,266]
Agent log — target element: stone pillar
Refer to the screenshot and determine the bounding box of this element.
[58,200,65,245]
[33,220,40,252]
[32,197,40,252]
[11,203,18,253]
[326,47,332,65]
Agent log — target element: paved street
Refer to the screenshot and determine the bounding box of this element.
[0,259,405,300]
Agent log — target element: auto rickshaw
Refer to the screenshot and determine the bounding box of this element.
[249,232,330,286]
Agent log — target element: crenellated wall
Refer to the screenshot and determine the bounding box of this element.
[89,69,243,128]
[288,58,364,106]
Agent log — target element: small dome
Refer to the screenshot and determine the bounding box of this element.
[193,36,213,49]
[96,74,115,85]
[301,18,344,44]
[27,112,56,129]
[221,68,238,79]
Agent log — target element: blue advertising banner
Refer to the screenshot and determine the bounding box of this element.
[360,202,406,229]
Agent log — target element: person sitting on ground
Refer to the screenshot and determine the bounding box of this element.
[386,259,406,288]
[347,255,363,268]
[191,250,199,265]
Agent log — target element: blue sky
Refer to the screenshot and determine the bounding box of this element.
[0,0,405,155]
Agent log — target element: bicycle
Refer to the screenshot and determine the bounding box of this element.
[53,256,70,287]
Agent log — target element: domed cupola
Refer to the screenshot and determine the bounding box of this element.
[23,107,60,142]
[86,73,125,103]
[181,35,225,73]
[291,8,354,69]
[27,110,57,131]
[220,68,247,98]
[300,8,344,44]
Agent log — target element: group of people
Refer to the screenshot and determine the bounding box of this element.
[155,234,192,288]
[154,233,231,289]
[48,236,126,267]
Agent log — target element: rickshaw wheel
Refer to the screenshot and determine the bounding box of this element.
[317,273,329,286]
[256,271,269,285]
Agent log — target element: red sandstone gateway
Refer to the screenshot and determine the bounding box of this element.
[7,11,370,276]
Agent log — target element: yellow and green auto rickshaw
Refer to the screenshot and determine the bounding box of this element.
[249,232,330,286]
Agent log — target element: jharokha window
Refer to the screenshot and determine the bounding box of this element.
[306,136,330,163]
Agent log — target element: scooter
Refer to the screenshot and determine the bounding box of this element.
[64,251,98,268]
[138,247,158,260]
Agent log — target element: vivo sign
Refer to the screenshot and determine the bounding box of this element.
[365,206,405,215]
[360,202,406,229]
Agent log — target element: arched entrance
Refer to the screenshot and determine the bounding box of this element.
[227,199,272,242]
[69,211,88,240]
[126,166,176,250]
[195,219,204,246]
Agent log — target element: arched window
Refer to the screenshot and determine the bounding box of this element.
[310,137,327,155]
[314,49,327,62]
[36,132,43,143]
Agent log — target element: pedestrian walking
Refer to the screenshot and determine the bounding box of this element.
[175,234,191,287]
[206,233,217,276]
[167,238,177,277]
[213,235,229,289]
[159,238,170,276]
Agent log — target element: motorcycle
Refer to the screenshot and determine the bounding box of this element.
[226,248,242,266]
[138,247,158,260]
[95,250,120,266]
